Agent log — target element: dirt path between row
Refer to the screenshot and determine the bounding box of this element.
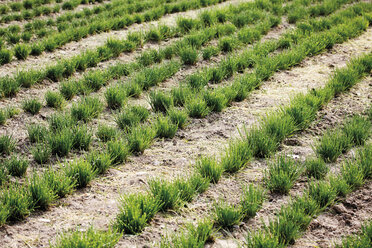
[290,181,372,248]
[0,0,241,77]
[0,25,370,248]
[0,17,289,161]
[0,0,110,29]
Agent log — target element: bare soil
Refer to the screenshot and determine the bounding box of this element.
[0,0,242,77]
[0,21,371,247]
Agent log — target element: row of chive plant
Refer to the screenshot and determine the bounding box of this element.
[16,2,370,180]
[0,4,368,228]
[245,142,372,247]
[0,1,279,124]
[0,0,178,46]
[336,220,372,247]
[40,0,365,118]
[159,110,371,246]
[22,0,336,164]
[14,5,372,172]
[0,0,353,64]
[110,50,372,234]
[47,51,372,248]
[0,0,102,16]
[0,0,229,65]
[0,0,270,97]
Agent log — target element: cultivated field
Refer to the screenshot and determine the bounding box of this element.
[0,0,371,247]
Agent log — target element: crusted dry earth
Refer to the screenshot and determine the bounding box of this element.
[0,0,242,77]
[0,19,371,247]
[0,16,291,167]
[0,0,110,29]
[290,181,372,248]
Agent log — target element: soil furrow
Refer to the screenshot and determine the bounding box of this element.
[289,181,372,248]
[0,0,240,77]
[0,26,370,248]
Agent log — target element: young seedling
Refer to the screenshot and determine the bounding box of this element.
[22,98,42,115]
[240,184,266,219]
[264,155,302,194]
[107,139,130,165]
[116,105,149,129]
[96,124,117,142]
[305,158,329,180]
[5,155,28,177]
[113,193,161,234]
[155,115,178,139]
[64,159,95,189]
[127,125,156,154]
[149,178,181,211]
[213,200,242,228]
[28,173,55,210]
[45,91,65,109]
[0,134,15,155]
[27,124,48,143]
[87,151,112,175]
[195,156,223,183]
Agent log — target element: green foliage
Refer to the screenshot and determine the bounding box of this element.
[196,156,223,183]
[48,113,74,132]
[127,125,156,154]
[307,180,337,209]
[45,91,65,109]
[60,81,77,100]
[202,46,219,60]
[16,70,44,88]
[22,98,42,115]
[71,97,103,122]
[107,139,129,164]
[96,124,117,142]
[246,127,277,158]
[48,128,74,157]
[186,96,210,118]
[0,134,15,155]
[105,86,127,110]
[160,219,213,248]
[189,173,210,194]
[42,168,74,198]
[219,36,238,53]
[149,91,173,113]
[179,46,198,65]
[87,151,112,175]
[264,155,302,194]
[27,124,48,143]
[113,193,161,234]
[305,158,329,180]
[213,200,242,228]
[168,108,188,129]
[0,49,12,65]
[356,144,372,180]
[64,160,95,189]
[14,44,30,60]
[72,125,92,151]
[341,160,365,190]
[315,129,351,162]
[28,173,55,210]
[5,155,28,177]
[115,105,149,130]
[51,227,121,248]
[1,184,31,221]
[240,184,265,219]
[221,140,251,173]
[336,221,372,248]
[149,178,180,211]
[155,115,178,139]
[342,115,371,146]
